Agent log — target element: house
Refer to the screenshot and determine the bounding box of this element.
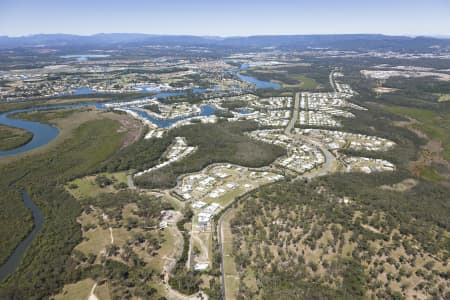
[194,263,209,271]
[192,201,207,209]
[159,221,168,229]
[209,188,225,198]
[226,182,237,189]
[204,203,220,214]
[198,212,212,226]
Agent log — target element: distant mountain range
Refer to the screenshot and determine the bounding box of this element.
[0,33,449,51]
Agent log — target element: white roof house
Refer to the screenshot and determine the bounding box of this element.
[208,188,225,198]
[198,212,212,225]
[159,221,168,229]
[192,201,207,209]
[204,203,220,214]
[194,263,209,271]
[226,182,237,189]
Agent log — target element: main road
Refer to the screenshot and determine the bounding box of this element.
[329,69,337,93]
[284,92,300,135]
[286,91,335,177]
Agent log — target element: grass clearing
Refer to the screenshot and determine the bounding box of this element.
[75,225,111,256]
[384,105,450,179]
[111,227,134,247]
[66,171,128,200]
[288,74,319,89]
[52,278,95,300]
[95,282,111,300]
[416,165,446,182]
[155,227,178,270]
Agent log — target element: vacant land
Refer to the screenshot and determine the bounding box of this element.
[287,74,319,89]
[52,278,96,300]
[0,124,33,151]
[66,171,128,200]
[384,105,450,182]
[240,61,331,91]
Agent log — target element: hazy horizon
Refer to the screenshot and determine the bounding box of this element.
[2,32,449,39]
[1,0,449,37]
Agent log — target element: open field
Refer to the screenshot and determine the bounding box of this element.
[52,278,96,300]
[66,171,128,200]
[239,66,325,91]
[0,124,33,151]
[75,211,112,257]
[384,105,450,182]
[287,74,319,89]
[373,86,398,94]
[52,279,111,300]
[95,282,111,300]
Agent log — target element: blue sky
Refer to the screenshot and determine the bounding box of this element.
[1,0,449,37]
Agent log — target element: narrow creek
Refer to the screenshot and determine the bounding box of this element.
[0,190,44,282]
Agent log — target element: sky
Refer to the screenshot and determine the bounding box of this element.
[0,0,449,37]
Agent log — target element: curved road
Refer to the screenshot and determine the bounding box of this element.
[299,136,335,179]
[285,91,335,177]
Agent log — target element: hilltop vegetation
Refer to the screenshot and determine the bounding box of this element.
[229,173,449,299]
